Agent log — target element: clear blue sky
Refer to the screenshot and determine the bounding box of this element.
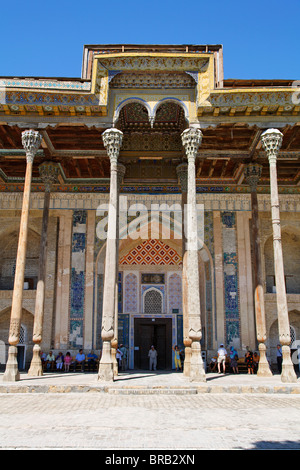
[1,0,299,80]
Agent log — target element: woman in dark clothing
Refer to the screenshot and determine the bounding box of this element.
[245,350,254,374]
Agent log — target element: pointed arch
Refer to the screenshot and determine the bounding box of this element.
[113,97,152,126]
[152,97,190,126]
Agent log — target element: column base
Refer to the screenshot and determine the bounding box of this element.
[98,341,114,382]
[183,347,191,377]
[112,347,118,376]
[3,346,20,382]
[281,345,298,383]
[257,343,273,377]
[28,344,43,377]
[189,341,206,383]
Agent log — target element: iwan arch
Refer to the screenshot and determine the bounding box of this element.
[0,44,299,383]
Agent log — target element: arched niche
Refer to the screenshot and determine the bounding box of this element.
[269,310,300,365]
[0,307,34,369]
[152,98,190,129]
[264,229,300,294]
[0,227,41,290]
[113,98,152,129]
[143,287,163,314]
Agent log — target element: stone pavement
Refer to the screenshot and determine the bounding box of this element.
[0,369,300,394]
[1,370,300,450]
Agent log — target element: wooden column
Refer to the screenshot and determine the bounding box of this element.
[244,163,272,376]
[98,128,123,382]
[181,127,206,382]
[3,130,42,382]
[28,162,59,376]
[53,212,72,349]
[261,129,297,383]
[112,163,126,376]
[176,162,191,377]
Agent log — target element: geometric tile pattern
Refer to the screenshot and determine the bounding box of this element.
[141,285,165,313]
[124,273,138,313]
[221,211,240,347]
[168,273,182,313]
[69,210,87,348]
[120,239,182,265]
[204,211,214,349]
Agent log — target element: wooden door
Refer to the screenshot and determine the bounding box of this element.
[134,318,172,370]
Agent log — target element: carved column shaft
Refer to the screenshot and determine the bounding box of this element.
[261,129,297,383]
[3,130,42,382]
[244,163,272,377]
[176,163,191,377]
[28,162,59,377]
[98,128,123,382]
[181,127,206,382]
[112,163,126,376]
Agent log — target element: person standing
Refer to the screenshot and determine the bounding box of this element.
[245,350,254,374]
[119,344,127,371]
[148,345,158,371]
[116,346,123,371]
[173,345,182,371]
[229,346,239,374]
[217,344,227,374]
[276,344,283,374]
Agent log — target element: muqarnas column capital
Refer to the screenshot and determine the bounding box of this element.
[102,128,123,165]
[176,162,188,192]
[22,129,42,164]
[244,163,263,192]
[39,161,60,192]
[261,128,283,165]
[181,127,203,163]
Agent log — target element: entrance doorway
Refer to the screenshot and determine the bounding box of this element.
[17,345,26,370]
[134,318,172,370]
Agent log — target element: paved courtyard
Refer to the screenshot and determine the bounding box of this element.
[0,370,300,450]
[0,391,300,450]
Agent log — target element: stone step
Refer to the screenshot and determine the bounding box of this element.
[0,383,300,394]
[107,387,198,395]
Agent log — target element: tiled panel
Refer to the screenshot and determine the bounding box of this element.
[124,273,138,313]
[120,239,182,265]
[69,210,87,348]
[118,314,129,348]
[221,211,240,346]
[141,285,165,313]
[204,211,214,348]
[168,273,182,313]
[176,314,183,348]
[118,272,123,313]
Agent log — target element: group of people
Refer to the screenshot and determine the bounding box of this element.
[40,349,99,373]
[210,344,260,374]
[148,345,184,372]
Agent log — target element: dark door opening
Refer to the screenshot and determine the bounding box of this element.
[17,345,25,370]
[134,318,172,370]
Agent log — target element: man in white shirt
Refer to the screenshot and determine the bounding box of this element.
[217,344,227,374]
[148,345,158,371]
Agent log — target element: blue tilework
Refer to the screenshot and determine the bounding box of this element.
[69,210,87,348]
[221,211,240,346]
[70,269,85,318]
